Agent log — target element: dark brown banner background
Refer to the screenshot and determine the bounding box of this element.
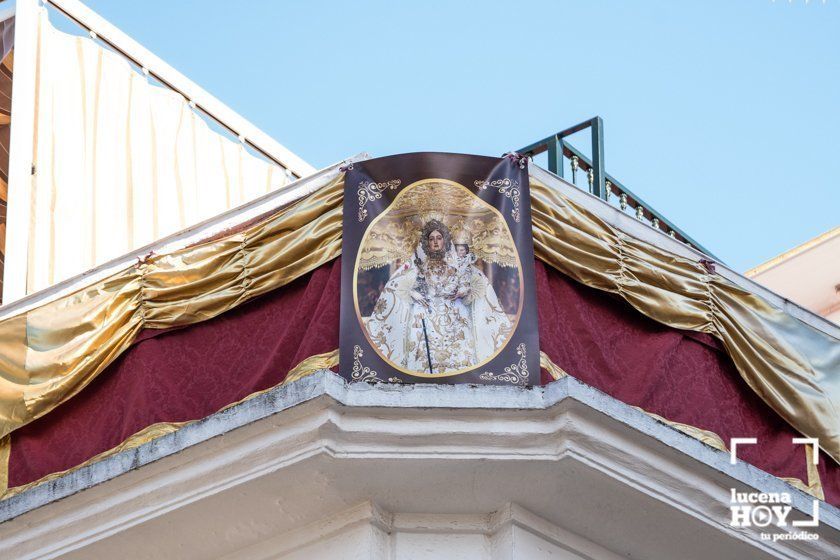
[339,152,540,385]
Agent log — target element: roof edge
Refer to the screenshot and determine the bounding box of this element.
[745,226,840,278]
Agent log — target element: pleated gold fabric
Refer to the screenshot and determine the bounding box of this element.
[529,178,840,464]
[0,175,343,443]
[0,169,837,471]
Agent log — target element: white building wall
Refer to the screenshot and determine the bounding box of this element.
[746,227,840,325]
[279,522,380,560]
[264,503,600,560]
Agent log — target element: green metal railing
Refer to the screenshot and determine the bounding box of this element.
[518,117,717,259]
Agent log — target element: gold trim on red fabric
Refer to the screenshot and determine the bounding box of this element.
[0,168,837,493]
[0,350,338,499]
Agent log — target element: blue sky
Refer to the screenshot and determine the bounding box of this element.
[80,0,839,272]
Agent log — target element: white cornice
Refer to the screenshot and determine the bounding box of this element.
[0,372,836,559]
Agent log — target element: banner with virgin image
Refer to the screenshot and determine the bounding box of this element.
[340,152,540,385]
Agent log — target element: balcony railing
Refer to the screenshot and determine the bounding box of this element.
[518,117,717,259]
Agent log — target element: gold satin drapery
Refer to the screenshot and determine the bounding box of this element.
[0,170,837,470]
[528,179,840,465]
[0,175,343,442]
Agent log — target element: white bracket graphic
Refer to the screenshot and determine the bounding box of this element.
[730,436,821,529]
[792,437,820,465]
[730,437,757,465]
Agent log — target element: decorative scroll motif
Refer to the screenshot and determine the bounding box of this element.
[479,343,529,386]
[351,345,386,382]
[358,179,401,222]
[474,179,521,223]
[350,345,404,383]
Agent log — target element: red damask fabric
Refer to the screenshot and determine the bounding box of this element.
[534,262,838,505]
[8,258,838,505]
[8,260,342,486]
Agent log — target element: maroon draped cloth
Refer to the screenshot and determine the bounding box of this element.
[8,259,839,505]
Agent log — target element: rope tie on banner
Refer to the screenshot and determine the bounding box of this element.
[134,251,155,268]
[339,163,354,173]
[699,259,717,275]
[502,151,530,169]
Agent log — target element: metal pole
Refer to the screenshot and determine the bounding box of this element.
[590,117,605,199]
[547,135,564,178]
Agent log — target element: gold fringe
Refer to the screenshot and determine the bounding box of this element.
[540,351,569,381]
[0,350,337,500]
[0,436,9,494]
[638,406,824,501]
[637,407,728,453]
[1,349,827,503]
[800,443,825,500]
[0,422,185,500]
[214,350,339,416]
[544,353,730,454]
[285,349,339,384]
[780,476,823,500]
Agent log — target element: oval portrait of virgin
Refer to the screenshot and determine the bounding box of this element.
[353,179,523,378]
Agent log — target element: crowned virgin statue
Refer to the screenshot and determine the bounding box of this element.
[365,219,512,374]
